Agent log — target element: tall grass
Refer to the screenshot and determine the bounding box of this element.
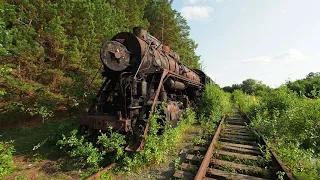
[232,87,320,179]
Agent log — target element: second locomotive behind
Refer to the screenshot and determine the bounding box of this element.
[79,27,212,151]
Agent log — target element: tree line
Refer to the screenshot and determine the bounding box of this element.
[223,72,320,98]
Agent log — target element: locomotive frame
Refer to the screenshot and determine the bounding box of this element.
[79,27,212,151]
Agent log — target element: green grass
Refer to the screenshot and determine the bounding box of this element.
[1,116,78,160]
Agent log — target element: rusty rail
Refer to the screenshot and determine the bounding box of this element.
[194,115,225,180]
[85,163,116,180]
[193,110,295,180]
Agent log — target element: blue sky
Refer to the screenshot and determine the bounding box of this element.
[172,0,320,87]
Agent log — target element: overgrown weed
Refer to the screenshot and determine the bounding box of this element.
[0,138,15,177]
[116,108,197,172]
[233,87,320,179]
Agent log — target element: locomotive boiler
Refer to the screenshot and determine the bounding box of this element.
[79,27,211,151]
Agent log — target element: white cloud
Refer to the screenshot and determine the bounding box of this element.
[187,0,224,4]
[273,49,306,62]
[280,9,287,13]
[189,0,201,4]
[181,6,214,20]
[215,0,224,3]
[243,56,271,64]
[243,49,307,64]
[241,8,247,13]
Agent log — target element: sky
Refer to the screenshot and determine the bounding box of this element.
[172,0,320,87]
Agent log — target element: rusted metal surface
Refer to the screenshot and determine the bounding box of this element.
[80,115,131,132]
[194,115,225,180]
[136,70,168,151]
[100,41,130,71]
[85,163,116,180]
[269,147,295,180]
[103,27,202,82]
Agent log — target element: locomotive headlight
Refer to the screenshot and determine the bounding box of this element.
[100,41,130,71]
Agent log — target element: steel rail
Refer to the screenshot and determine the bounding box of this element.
[85,163,116,180]
[194,115,226,180]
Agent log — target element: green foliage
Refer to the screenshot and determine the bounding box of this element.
[250,86,320,151]
[144,0,200,68]
[25,102,54,123]
[0,139,15,177]
[232,90,258,114]
[1,116,78,158]
[277,171,285,180]
[55,124,127,175]
[100,171,114,180]
[235,85,320,179]
[172,156,181,171]
[97,128,126,161]
[286,72,320,98]
[118,107,197,172]
[198,83,232,122]
[56,130,105,171]
[271,140,320,180]
[229,81,320,179]
[223,79,270,95]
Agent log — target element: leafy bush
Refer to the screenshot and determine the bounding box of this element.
[286,72,320,98]
[250,87,320,152]
[232,90,258,114]
[0,139,15,177]
[118,107,197,172]
[198,83,232,122]
[97,128,126,161]
[270,140,320,180]
[57,130,105,171]
[238,86,320,179]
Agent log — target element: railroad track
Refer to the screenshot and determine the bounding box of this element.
[173,111,294,180]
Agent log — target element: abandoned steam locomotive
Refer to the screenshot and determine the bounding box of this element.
[79,27,212,151]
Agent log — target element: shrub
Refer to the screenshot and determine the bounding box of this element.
[232,89,258,114]
[0,139,15,177]
[56,130,105,171]
[198,83,232,122]
[243,86,320,179]
[97,128,126,161]
[270,140,320,180]
[250,87,320,152]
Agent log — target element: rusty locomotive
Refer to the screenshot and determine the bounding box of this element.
[79,27,212,151]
